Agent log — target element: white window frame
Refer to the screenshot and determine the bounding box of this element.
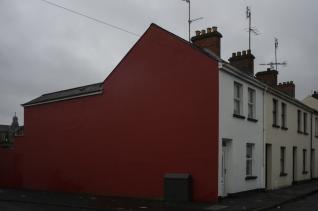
[248,88,256,119]
[246,143,254,176]
[234,82,243,116]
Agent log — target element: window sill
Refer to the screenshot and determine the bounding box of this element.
[281,127,288,131]
[297,130,303,134]
[280,173,288,177]
[315,136,318,139]
[245,176,257,180]
[302,171,309,175]
[304,132,309,136]
[233,114,246,119]
[272,124,280,128]
[247,118,258,123]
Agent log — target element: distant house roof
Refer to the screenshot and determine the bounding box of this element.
[23,82,103,107]
[0,125,9,133]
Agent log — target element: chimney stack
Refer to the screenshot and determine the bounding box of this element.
[277,81,295,98]
[191,26,223,57]
[255,68,278,86]
[228,50,255,75]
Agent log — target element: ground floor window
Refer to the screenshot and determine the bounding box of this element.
[280,147,286,176]
[246,143,254,176]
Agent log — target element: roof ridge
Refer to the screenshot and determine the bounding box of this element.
[42,82,103,96]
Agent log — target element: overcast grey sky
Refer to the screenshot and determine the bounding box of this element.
[1,0,317,124]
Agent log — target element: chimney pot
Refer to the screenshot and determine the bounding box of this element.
[201,30,206,34]
[207,27,212,33]
[247,49,251,54]
[237,52,242,56]
[195,30,201,36]
[232,52,236,57]
[212,26,217,32]
[242,50,247,55]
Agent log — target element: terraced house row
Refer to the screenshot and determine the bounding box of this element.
[0,24,317,202]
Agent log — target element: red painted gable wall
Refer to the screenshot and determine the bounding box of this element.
[0,24,219,202]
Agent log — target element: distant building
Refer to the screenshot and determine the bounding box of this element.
[0,125,10,143]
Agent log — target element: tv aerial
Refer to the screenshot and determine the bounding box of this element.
[246,6,260,51]
[182,0,203,42]
[260,38,287,71]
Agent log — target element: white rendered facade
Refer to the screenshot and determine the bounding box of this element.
[264,90,312,189]
[218,64,265,196]
[303,96,318,179]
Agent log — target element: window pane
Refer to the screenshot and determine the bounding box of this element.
[248,104,253,118]
[234,100,240,114]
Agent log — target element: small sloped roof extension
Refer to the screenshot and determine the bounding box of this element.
[23,82,103,107]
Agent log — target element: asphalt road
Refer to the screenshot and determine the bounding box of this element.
[0,200,105,211]
[269,192,318,211]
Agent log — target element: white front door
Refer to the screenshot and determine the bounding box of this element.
[221,141,227,196]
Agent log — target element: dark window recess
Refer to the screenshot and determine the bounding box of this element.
[272,124,280,128]
[281,103,287,129]
[245,176,257,180]
[233,114,246,119]
[280,147,286,175]
[273,99,279,126]
[297,110,302,132]
[247,118,258,122]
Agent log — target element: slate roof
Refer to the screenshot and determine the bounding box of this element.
[23,82,103,107]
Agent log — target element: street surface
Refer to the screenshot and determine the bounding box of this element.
[269,192,318,211]
[0,200,103,211]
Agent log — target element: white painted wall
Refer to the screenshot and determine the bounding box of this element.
[264,92,311,189]
[302,96,318,179]
[218,69,264,196]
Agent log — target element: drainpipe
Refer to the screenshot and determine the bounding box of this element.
[262,86,267,188]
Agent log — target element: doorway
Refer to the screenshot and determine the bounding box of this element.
[311,149,315,178]
[265,144,272,189]
[293,146,297,184]
[221,139,231,196]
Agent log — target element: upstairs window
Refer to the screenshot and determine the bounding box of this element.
[297,110,302,132]
[281,103,287,129]
[303,113,308,134]
[273,99,279,126]
[248,88,256,119]
[234,82,243,116]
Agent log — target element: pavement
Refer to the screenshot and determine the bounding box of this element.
[0,180,318,211]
